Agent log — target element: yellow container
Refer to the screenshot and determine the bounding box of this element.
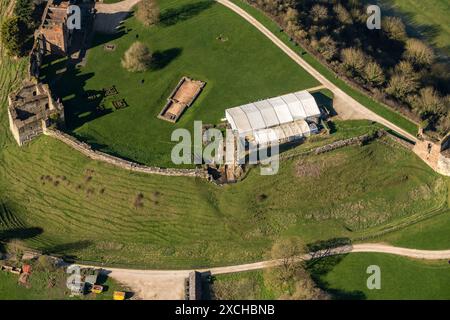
[92,285,103,294]
[113,291,126,300]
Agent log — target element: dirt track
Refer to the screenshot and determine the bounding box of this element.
[77,244,450,300]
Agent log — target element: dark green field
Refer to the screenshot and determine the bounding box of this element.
[42,0,319,167]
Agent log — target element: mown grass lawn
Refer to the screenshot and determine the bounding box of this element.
[310,253,450,300]
[42,0,319,167]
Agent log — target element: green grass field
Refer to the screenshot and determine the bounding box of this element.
[1,0,449,271]
[377,0,450,56]
[378,210,450,249]
[213,253,450,300]
[42,0,319,167]
[230,0,419,137]
[212,270,274,300]
[311,253,450,300]
[1,128,447,268]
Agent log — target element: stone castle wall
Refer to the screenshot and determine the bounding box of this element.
[413,139,450,176]
[437,155,450,176]
[44,128,209,179]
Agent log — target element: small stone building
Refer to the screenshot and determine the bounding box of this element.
[8,80,64,146]
[36,0,73,55]
[413,133,450,176]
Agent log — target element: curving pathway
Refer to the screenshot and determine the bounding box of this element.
[76,244,450,300]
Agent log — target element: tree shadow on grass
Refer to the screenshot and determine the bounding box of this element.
[306,238,366,300]
[0,227,44,254]
[41,240,94,262]
[48,65,113,130]
[311,91,336,117]
[0,202,44,255]
[151,48,183,70]
[159,1,214,26]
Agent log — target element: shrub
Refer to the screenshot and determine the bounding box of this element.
[0,17,27,56]
[14,0,34,26]
[404,38,434,67]
[437,112,450,136]
[341,47,366,75]
[283,7,299,25]
[311,4,328,23]
[382,16,407,41]
[333,3,352,25]
[386,73,419,100]
[316,36,337,61]
[363,61,385,87]
[136,0,160,26]
[410,87,445,117]
[121,41,152,72]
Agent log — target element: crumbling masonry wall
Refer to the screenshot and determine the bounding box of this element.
[44,128,209,178]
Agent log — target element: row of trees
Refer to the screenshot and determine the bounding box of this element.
[248,0,449,137]
[0,0,38,57]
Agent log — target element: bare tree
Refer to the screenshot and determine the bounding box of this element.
[136,0,160,26]
[410,87,445,116]
[311,36,338,61]
[270,237,305,281]
[283,7,299,25]
[121,41,153,72]
[386,73,419,100]
[333,3,352,25]
[363,61,385,87]
[311,4,328,23]
[382,16,407,41]
[341,47,366,75]
[404,38,435,67]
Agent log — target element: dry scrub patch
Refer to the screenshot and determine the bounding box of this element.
[295,153,348,178]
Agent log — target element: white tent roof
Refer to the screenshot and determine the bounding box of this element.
[294,91,320,118]
[225,106,252,134]
[241,103,266,131]
[268,97,293,124]
[254,100,279,127]
[225,90,320,135]
[281,93,307,120]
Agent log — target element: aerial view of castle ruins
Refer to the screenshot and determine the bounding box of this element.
[0,0,449,305]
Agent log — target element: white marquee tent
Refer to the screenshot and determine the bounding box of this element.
[225,90,320,135]
[225,90,321,144]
